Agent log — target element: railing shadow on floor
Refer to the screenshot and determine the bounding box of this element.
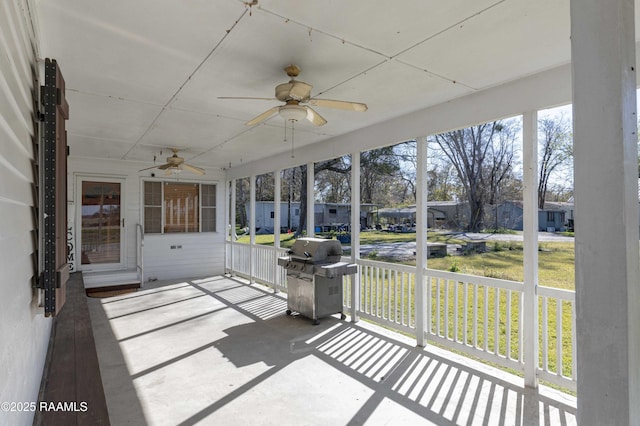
[182,276,577,426]
[88,275,575,425]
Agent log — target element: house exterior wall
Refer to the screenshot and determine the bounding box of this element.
[248,202,357,232]
[0,2,52,425]
[68,157,226,281]
[495,202,525,230]
[250,201,301,232]
[539,211,565,232]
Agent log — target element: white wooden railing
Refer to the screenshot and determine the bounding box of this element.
[537,285,577,391]
[136,223,144,286]
[225,242,576,391]
[225,241,288,291]
[423,269,524,373]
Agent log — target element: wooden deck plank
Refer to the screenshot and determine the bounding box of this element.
[35,272,110,425]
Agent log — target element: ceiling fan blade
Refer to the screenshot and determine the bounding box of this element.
[308,98,368,112]
[305,106,327,126]
[218,96,277,101]
[182,163,206,176]
[139,164,160,172]
[246,106,280,126]
[157,163,172,170]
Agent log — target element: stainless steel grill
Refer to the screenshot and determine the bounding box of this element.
[277,237,357,324]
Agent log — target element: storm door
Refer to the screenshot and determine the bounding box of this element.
[78,178,125,270]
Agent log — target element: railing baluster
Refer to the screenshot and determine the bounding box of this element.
[519,292,524,363]
[473,283,478,348]
[464,282,469,345]
[556,299,563,376]
[506,290,512,360]
[400,274,409,325]
[494,287,500,355]
[376,266,381,318]
[542,296,549,372]
[484,285,489,352]
[436,277,441,336]
[408,271,413,328]
[366,265,371,314]
[387,270,398,319]
[453,280,459,342]
[394,270,399,324]
[362,266,367,313]
[444,278,450,339]
[572,299,577,380]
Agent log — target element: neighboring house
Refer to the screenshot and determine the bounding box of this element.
[377,201,470,229]
[246,202,376,233]
[496,201,574,232]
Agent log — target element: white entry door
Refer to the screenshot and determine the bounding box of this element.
[77,177,125,270]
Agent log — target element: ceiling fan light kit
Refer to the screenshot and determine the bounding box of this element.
[278,104,307,121]
[220,64,367,127]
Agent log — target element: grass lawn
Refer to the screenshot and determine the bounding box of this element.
[235,230,575,290]
[235,229,576,386]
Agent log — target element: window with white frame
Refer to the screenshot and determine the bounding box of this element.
[144,181,217,233]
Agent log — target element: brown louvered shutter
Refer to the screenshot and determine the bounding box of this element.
[41,58,69,316]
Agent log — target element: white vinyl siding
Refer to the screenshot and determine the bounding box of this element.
[68,158,225,281]
[0,2,53,425]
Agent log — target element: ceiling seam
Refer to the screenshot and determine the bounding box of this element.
[312,60,388,98]
[66,88,165,106]
[390,0,508,59]
[255,6,391,60]
[121,7,250,160]
[393,59,478,91]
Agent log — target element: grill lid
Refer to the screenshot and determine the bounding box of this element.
[286,237,343,263]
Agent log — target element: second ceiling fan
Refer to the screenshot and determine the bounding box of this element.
[220,65,367,126]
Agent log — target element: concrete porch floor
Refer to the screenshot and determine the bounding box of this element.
[87,276,576,425]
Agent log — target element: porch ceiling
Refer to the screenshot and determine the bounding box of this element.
[35,0,604,171]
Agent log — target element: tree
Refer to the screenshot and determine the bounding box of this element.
[235,178,250,229]
[295,158,351,237]
[255,173,275,202]
[360,146,401,204]
[314,156,351,203]
[538,115,572,209]
[431,120,519,232]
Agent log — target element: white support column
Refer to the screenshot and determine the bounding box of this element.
[571,0,640,423]
[273,169,282,292]
[522,110,539,389]
[415,137,428,347]
[224,179,230,265]
[249,175,256,283]
[307,162,315,237]
[230,179,236,276]
[350,152,361,323]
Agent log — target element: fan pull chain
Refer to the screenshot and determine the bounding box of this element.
[283,121,287,143]
[290,120,295,158]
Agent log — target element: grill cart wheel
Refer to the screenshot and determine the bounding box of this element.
[286,309,292,316]
[313,319,320,325]
[340,313,346,320]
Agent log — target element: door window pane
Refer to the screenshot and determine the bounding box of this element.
[81,181,121,264]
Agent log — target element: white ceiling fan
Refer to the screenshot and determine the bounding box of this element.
[220,65,368,126]
[139,148,205,176]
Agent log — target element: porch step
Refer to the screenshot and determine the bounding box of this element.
[82,269,141,289]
